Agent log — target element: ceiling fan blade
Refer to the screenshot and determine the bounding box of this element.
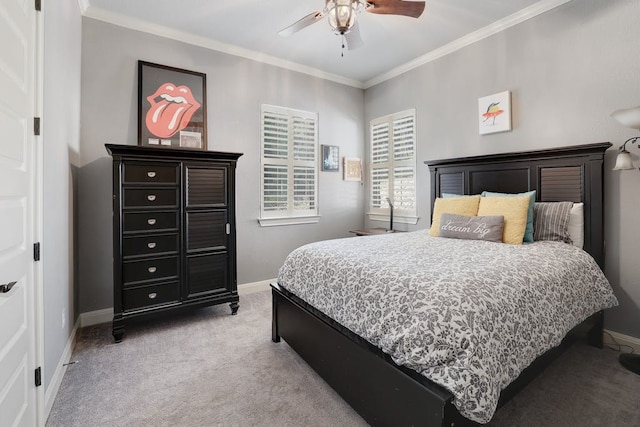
[278,10,325,37]
[367,0,426,18]
[345,21,364,50]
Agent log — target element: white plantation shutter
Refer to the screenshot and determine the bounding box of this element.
[393,166,415,211]
[260,105,318,223]
[293,166,316,211]
[371,122,390,209]
[262,165,288,213]
[370,109,416,218]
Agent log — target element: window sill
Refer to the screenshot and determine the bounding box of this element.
[258,215,321,227]
[367,213,419,225]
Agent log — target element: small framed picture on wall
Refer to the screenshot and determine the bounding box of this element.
[321,145,340,172]
[478,90,512,135]
[343,157,362,181]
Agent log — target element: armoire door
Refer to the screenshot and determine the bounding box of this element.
[184,164,231,298]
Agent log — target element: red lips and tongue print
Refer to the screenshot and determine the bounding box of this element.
[145,83,201,138]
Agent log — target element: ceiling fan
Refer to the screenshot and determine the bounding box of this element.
[278,0,426,52]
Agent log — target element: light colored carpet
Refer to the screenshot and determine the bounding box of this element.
[47,291,640,426]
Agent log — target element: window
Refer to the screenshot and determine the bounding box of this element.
[259,104,319,226]
[368,109,418,224]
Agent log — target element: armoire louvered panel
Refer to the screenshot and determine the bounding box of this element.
[187,211,226,251]
[186,253,228,297]
[186,166,226,207]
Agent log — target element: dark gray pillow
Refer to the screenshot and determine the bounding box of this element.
[438,213,504,242]
[533,202,573,243]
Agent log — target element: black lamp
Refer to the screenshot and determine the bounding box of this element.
[611,105,640,375]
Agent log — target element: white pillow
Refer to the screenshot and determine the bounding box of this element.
[567,203,584,248]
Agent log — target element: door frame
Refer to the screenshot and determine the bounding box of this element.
[34,4,45,425]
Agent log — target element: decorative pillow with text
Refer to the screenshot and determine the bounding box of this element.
[438,213,505,242]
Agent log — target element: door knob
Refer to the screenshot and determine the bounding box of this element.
[0,281,17,293]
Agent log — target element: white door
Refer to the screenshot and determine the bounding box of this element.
[0,0,39,426]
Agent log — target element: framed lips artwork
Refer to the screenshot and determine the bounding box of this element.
[138,61,207,150]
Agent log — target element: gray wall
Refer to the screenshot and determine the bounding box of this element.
[364,0,640,339]
[78,19,365,313]
[77,1,639,341]
[43,0,82,389]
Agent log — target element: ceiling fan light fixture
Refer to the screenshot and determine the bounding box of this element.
[326,0,363,35]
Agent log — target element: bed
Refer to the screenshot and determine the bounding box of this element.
[271,142,616,426]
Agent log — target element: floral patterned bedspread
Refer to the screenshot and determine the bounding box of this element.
[277,230,618,423]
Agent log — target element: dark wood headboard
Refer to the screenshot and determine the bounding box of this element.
[424,142,611,268]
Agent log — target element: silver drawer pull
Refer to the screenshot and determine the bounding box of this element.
[147,194,157,202]
[148,266,157,273]
[147,219,156,226]
[147,171,157,178]
[147,242,157,249]
[148,292,157,299]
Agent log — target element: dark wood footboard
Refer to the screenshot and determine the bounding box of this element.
[272,283,604,426]
[272,283,476,427]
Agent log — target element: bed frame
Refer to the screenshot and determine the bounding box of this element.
[271,142,612,426]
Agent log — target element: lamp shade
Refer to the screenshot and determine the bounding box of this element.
[613,150,634,170]
[611,106,640,130]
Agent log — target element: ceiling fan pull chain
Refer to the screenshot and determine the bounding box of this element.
[341,34,345,57]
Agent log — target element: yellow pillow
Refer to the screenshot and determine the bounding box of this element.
[429,196,480,236]
[477,196,530,244]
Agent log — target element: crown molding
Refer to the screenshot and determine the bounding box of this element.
[82,6,365,89]
[81,0,571,91]
[363,0,573,89]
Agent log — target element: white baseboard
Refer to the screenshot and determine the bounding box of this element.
[77,279,274,327]
[79,307,113,327]
[603,329,640,354]
[44,318,80,421]
[238,279,273,295]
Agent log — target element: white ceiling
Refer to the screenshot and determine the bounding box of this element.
[83,0,570,88]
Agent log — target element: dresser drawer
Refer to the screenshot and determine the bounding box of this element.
[123,282,180,311]
[123,211,178,233]
[123,188,179,208]
[123,234,179,258]
[123,256,179,285]
[123,162,178,184]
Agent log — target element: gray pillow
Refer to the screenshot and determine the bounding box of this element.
[438,213,505,242]
[533,202,573,243]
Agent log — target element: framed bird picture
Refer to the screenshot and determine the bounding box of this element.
[478,91,511,135]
